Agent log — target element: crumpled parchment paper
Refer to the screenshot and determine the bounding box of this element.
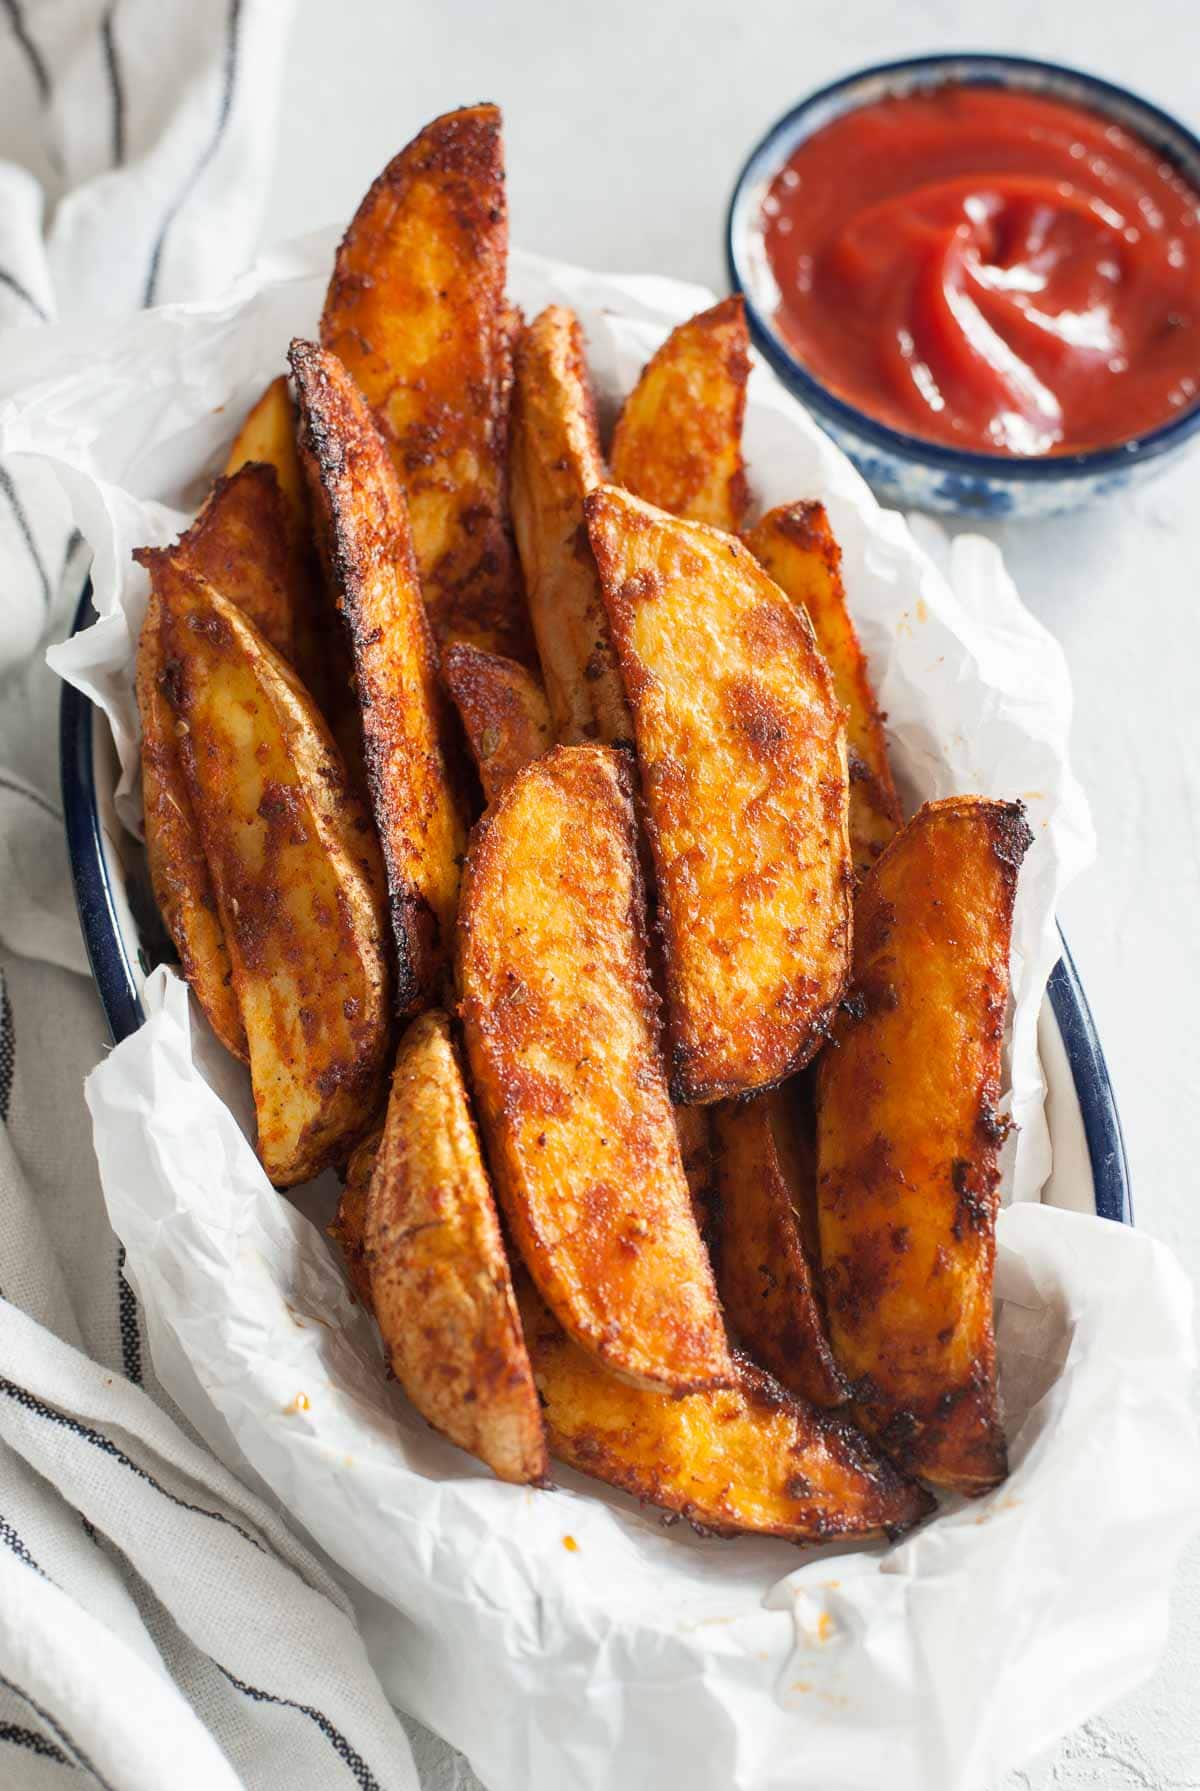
[0,237,1192,1791]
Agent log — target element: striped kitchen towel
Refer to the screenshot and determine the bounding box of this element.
[0,5,422,1786]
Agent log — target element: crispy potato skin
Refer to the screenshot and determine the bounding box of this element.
[365,1012,547,1484]
[291,340,467,1016]
[442,641,553,804]
[586,485,853,1103]
[509,307,632,745]
[134,588,247,1061]
[816,797,1033,1493]
[157,565,390,1185]
[714,1088,848,1408]
[170,463,296,663]
[745,503,901,876]
[610,297,750,532]
[519,1283,931,1542]
[456,745,732,1393]
[331,1124,381,1312]
[320,104,532,663]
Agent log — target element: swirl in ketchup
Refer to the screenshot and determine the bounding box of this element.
[759,85,1200,455]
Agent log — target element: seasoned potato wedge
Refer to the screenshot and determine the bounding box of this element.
[442,641,553,804]
[134,589,247,1062]
[331,1124,381,1312]
[291,339,467,1015]
[365,1011,547,1484]
[509,307,632,745]
[321,104,531,662]
[586,485,853,1103]
[745,502,901,875]
[673,1103,717,1240]
[816,796,1032,1493]
[519,1284,930,1542]
[714,1088,848,1408]
[224,374,308,542]
[156,563,390,1185]
[610,296,750,531]
[457,745,732,1393]
[170,462,296,663]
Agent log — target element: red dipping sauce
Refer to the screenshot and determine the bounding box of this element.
[759,85,1200,455]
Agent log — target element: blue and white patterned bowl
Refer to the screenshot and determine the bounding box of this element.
[727,54,1200,518]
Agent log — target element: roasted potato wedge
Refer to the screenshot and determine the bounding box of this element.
[610,296,750,532]
[224,374,308,542]
[170,462,296,663]
[745,502,901,875]
[156,563,390,1185]
[519,1284,930,1542]
[134,588,247,1062]
[586,485,853,1103]
[442,641,553,804]
[331,1124,381,1312]
[365,1011,547,1484]
[509,306,632,745]
[816,796,1032,1493]
[321,104,531,662]
[457,744,732,1393]
[291,339,467,1016]
[673,1103,717,1240]
[714,1088,848,1408]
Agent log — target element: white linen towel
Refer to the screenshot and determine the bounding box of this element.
[0,5,439,1785]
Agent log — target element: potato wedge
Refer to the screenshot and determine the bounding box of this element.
[223,374,348,732]
[321,104,532,662]
[365,1011,547,1484]
[224,374,308,542]
[134,589,247,1062]
[156,563,390,1185]
[170,462,296,663]
[673,1103,716,1240]
[331,1124,381,1312]
[291,339,467,1016]
[745,502,901,875]
[519,1284,930,1542]
[456,744,732,1393]
[585,485,853,1103]
[442,641,553,804]
[610,296,750,531]
[509,307,632,745]
[714,1088,848,1408]
[816,796,1032,1493]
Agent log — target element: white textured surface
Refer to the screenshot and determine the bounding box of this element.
[269,6,1200,1786]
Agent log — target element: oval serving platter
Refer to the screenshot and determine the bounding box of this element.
[60,584,1131,1228]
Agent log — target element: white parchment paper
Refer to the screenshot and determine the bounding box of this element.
[0,238,1194,1791]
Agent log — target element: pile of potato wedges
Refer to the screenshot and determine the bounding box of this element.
[135,103,1033,1543]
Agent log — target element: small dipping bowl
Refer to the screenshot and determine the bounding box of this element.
[727,54,1200,518]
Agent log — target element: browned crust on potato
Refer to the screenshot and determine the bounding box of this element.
[320,104,532,663]
[331,1124,381,1312]
[133,587,247,1061]
[365,1011,547,1484]
[673,1102,717,1242]
[456,744,733,1393]
[519,1282,931,1542]
[585,484,853,1103]
[225,375,309,543]
[816,796,1033,1494]
[168,463,297,663]
[745,502,901,875]
[714,1087,849,1408]
[509,306,632,746]
[442,641,553,804]
[156,563,391,1185]
[610,296,750,532]
[291,339,467,1017]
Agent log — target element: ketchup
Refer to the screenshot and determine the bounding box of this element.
[759,85,1200,455]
